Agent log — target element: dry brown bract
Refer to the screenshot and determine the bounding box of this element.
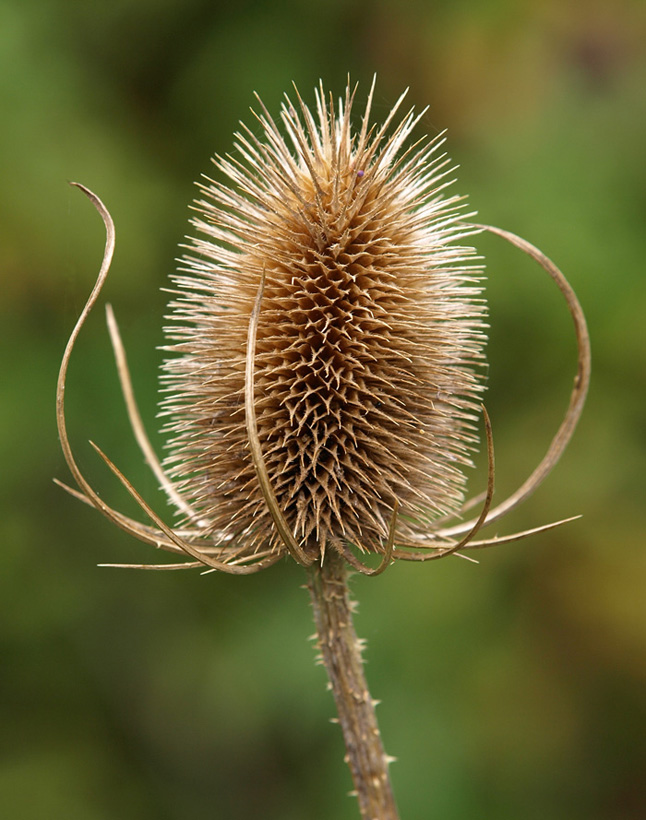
[56,82,590,574]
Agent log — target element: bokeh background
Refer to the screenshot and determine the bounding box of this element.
[2,1,645,818]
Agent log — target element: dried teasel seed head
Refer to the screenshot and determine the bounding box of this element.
[160,81,487,561]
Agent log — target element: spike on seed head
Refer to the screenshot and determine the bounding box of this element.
[160,81,487,562]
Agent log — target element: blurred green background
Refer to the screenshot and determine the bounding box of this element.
[2,0,645,818]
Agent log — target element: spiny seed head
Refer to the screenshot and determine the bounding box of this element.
[161,81,487,561]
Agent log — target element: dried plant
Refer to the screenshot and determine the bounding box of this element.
[57,81,590,820]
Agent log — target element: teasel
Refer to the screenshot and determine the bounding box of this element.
[57,80,590,820]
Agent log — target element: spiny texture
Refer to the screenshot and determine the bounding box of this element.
[162,82,486,560]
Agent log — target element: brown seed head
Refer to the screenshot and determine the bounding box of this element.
[161,81,487,561]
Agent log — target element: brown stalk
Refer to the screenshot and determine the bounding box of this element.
[307,550,399,820]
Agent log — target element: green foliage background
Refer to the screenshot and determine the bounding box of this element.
[2,1,645,818]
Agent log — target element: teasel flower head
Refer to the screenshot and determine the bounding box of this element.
[162,81,485,563]
[56,80,590,574]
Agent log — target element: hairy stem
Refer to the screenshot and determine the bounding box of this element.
[307,550,399,820]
